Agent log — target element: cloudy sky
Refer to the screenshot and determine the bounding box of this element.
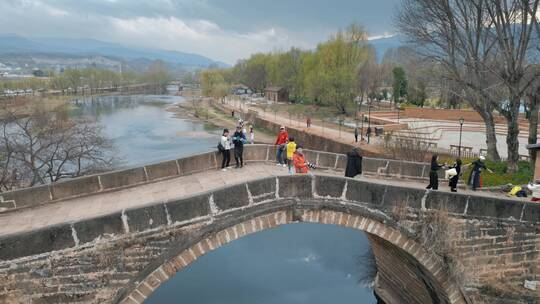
[0,0,400,64]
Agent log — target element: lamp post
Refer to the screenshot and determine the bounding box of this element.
[338,115,345,138]
[367,99,372,144]
[361,113,364,141]
[458,117,464,158]
[397,102,401,124]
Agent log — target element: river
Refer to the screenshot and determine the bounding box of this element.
[69,94,376,303]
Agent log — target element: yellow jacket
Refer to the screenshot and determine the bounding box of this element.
[286,142,297,159]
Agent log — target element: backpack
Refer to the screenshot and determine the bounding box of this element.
[217,141,225,152]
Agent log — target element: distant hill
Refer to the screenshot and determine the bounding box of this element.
[0,35,228,69]
[368,35,406,62]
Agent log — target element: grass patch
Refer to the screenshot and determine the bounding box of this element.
[457,159,533,187]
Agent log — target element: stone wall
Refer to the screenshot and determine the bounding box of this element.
[0,145,438,214]
[1,174,539,303]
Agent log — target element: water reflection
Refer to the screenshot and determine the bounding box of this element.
[146,223,376,304]
[69,95,220,167]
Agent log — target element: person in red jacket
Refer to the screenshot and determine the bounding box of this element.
[275,126,288,166]
[293,145,309,174]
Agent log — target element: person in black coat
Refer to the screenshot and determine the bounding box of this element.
[467,156,492,190]
[448,158,462,192]
[345,148,363,178]
[232,126,246,168]
[426,154,444,190]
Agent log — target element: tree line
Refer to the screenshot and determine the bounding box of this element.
[202,1,540,173]
[1,59,173,95]
[201,25,453,113]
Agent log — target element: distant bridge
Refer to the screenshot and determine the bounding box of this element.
[0,145,538,304]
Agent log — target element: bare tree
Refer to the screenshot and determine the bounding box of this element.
[483,0,540,171]
[397,0,502,161]
[524,69,540,166]
[0,106,116,191]
[397,0,540,171]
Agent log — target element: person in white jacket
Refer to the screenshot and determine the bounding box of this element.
[527,180,540,202]
[220,129,231,171]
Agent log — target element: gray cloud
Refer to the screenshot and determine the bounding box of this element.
[0,0,399,64]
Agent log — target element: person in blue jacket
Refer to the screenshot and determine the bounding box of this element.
[232,125,247,168]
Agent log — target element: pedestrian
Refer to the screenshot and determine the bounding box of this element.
[447,158,462,192]
[293,145,309,174]
[231,110,235,118]
[275,126,288,166]
[306,117,311,128]
[345,147,362,178]
[426,154,445,190]
[354,126,359,143]
[286,136,297,174]
[232,125,246,168]
[527,180,540,202]
[219,129,231,171]
[249,125,255,144]
[467,156,492,190]
[366,127,372,143]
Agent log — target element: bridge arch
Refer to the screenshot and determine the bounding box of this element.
[118,176,467,304]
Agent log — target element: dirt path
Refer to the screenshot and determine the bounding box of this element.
[168,98,276,144]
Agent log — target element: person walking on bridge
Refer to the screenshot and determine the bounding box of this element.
[426,154,445,190]
[275,126,288,166]
[232,126,247,168]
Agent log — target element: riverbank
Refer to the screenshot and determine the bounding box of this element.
[169,97,276,144]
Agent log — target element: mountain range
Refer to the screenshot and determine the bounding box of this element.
[0,35,228,69]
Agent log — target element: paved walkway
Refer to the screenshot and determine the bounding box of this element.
[0,163,516,237]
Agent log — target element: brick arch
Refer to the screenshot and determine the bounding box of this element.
[119,208,466,304]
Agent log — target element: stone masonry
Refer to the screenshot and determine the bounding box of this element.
[0,146,538,304]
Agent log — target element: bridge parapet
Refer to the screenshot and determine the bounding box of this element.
[0,174,538,303]
[0,145,438,214]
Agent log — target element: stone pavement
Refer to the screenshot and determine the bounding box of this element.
[0,163,518,238]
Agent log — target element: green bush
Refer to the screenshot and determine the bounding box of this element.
[460,160,533,187]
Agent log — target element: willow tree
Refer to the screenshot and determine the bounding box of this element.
[200,70,229,102]
[308,24,370,114]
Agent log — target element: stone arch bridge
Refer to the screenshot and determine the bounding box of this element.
[0,145,538,304]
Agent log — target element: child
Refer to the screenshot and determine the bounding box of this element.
[293,145,309,174]
[286,136,297,174]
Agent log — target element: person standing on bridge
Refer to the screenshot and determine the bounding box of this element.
[249,125,255,144]
[275,126,288,167]
[447,158,462,192]
[232,126,247,168]
[219,129,231,171]
[467,156,493,190]
[426,154,445,190]
[345,147,362,178]
[293,145,309,174]
[286,136,297,174]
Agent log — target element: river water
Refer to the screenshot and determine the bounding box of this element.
[69,94,376,303]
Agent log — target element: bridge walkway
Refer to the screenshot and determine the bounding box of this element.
[0,163,512,238]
